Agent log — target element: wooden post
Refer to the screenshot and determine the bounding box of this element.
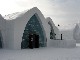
[61,34,62,40]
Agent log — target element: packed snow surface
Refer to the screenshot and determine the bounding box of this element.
[0,44,80,60]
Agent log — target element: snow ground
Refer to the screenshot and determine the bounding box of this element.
[0,44,80,60]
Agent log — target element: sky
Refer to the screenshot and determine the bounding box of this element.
[0,0,80,30]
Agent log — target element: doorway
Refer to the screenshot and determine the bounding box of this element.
[29,33,39,49]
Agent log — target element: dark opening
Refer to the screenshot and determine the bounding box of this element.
[0,33,2,48]
[29,33,39,49]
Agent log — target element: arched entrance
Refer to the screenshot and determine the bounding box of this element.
[48,21,56,39]
[0,30,2,48]
[21,14,46,49]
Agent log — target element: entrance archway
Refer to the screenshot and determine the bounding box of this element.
[21,14,46,49]
[48,21,56,39]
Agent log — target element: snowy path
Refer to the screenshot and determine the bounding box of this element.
[0,46,80,60]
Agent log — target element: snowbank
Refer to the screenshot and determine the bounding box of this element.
[48,39,76,48]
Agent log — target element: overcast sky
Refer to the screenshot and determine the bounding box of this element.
[0,0,80,30]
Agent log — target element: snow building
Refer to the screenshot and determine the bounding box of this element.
[0,7,60,49]
[73,23,80,43]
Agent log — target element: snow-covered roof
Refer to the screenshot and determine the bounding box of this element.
[4,10,29,20]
